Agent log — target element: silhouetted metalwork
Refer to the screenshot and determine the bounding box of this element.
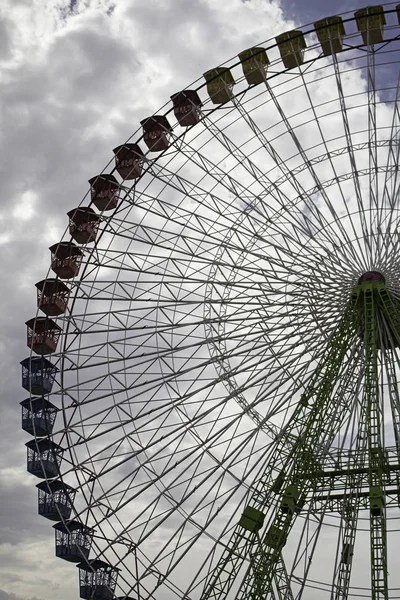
[26,438,63,479]
[21,357,58,395]
[37,480,76,521]
[20,396,58,437]
[77,559,120,600]
[54,521,94,562]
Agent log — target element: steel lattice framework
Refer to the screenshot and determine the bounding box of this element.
[21,4,400,600]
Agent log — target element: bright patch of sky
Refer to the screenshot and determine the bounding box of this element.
[12,191,37,222]
[280,0,382,23]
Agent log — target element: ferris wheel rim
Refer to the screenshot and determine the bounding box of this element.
[23,5,400,599]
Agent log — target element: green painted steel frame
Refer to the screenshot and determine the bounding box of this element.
[201,282,400,600]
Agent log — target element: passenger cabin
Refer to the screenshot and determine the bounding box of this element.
[141,116,172,152]
[314,16,346,56]
[50,242,83,279]
[112,144,144,180]
[20,397,58,437]
[26,317,62,355]
[238,506,265,533]
[78,559,120,600]
[239,47,269,85]
[204,68,234,104]
[355,5,386,45]
[21,357,58,395]
[88,174,119,211]
[54,521,93,562]
[276,30,307,69]
[280,485,299,515]
[171,90,202,126]
[342,542,354,565]
[370,485,384,516]
[37,480,76,521]
[26,439,64,479]
[67,207,100,244]
[36,279,69,316]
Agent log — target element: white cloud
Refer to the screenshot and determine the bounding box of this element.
[12,191,37,221]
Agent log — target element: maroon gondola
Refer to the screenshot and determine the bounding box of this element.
[26,317,62,355]
[88,174,119,211]
[36,279,69,316]
[171,90,202,126]
[67,207,100,244]
[50,242,83,279]
[112,144,144,180]
[141,115,172,152]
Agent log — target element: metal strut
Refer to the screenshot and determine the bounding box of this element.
[332,413,368,600]
[355,282,389,600]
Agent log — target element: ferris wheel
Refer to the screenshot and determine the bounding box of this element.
[20,4,400,600]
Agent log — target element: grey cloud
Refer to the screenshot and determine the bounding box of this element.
[0,591,43,600]
[0,17,14,62]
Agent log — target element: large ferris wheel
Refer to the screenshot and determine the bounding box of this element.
[20,4,400,600]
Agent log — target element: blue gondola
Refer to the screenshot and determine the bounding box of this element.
[20,357,58,395]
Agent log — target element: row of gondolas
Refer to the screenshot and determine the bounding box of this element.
[20,7,399,599]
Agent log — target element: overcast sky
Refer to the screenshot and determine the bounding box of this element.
[0,1,393,599]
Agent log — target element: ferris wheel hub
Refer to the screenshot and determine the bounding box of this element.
[358,271,386,285]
